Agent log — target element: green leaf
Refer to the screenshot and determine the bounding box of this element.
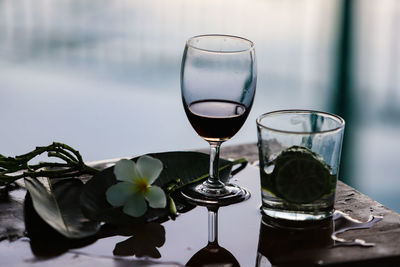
[24,177,101,239]
[80,151,246,225]
[24,192,98,257]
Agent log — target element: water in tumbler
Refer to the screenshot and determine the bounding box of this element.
[259,145,337,221]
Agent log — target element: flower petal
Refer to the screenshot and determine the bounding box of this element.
[113,159,140,182]
[106,182,133,207]
[136,156,163,184]
[123,193,147,217]
[145,186,166,209]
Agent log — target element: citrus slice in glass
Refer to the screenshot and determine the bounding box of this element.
[273,147,332,204]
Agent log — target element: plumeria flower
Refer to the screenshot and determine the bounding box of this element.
[106,156,166,217]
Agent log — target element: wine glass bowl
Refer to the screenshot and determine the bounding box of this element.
[181,34,257,206]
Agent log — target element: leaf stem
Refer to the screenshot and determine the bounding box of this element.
[0,142,100,186]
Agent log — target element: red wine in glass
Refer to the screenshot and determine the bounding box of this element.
[184,99,249,142]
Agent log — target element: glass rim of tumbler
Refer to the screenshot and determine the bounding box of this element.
[186,34,255,54]
[256,109,345,135]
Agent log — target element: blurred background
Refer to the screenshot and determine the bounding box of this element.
[0,0,399,212]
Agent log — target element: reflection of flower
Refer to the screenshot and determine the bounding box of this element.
[113,222,166,258]
[106,156,166,217]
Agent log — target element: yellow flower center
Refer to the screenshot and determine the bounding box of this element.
[133,178,150,194]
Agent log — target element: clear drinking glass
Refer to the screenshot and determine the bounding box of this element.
[181,34,257,206]
[257,110,345,221]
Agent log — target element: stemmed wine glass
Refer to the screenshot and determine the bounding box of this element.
[180,34,257,206]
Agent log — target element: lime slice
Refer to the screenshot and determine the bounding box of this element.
[273,146,331,204]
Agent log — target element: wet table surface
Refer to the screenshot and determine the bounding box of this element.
[1,143,400,266]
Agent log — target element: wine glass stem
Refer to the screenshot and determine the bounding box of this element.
[208,207,219,244]
[208,142,224,188]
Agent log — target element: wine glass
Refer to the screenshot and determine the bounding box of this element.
[180,34,257,206]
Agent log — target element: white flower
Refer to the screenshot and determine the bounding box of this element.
[106,156,166,217]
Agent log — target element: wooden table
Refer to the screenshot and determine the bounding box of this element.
[1,143,400,266]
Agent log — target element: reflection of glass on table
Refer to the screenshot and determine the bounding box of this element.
[186,207,239,267]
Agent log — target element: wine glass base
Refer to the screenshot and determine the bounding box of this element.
[181,183,251,207]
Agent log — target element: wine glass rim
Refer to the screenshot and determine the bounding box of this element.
[186,34,255,53]
[256,109,345,134]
